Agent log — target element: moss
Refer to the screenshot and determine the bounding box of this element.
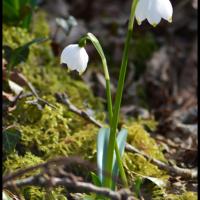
[136,117,158,132]
[65,125,98,160]
[3,21,53,67]
[22,187,67,200]
[3,25,34,49]
[31,11,50,38]
[124,153,168,184]
[166,192,197,200]
[12,103,69,157]
[124,121,166,162]
[123,120,168,198]
[22,186,46,200]
[3,152,43,176]
[9,92,99,159]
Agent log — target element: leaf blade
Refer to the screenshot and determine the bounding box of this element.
[97,127,110,184]
[3,128,21,154]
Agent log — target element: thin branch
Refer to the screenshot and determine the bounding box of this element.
[125,143,197,179]
[3,156,122,189]
[3,156,94,183]
[55,92,197,180]
[18,73,57,109]
[3,158,133,200]
[153,135,197,151]
[4,175,133,200]
[55,93,102,127]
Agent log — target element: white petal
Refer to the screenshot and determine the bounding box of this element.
[60,44,89,73]
[135,0,173,26]
[60,44,79,70]
[76,48,89,74]
[146,0,162,26]
[8,80,23,95]
[135,0,148,25]
[156,0,173,22]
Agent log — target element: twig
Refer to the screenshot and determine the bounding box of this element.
[3,156,94,183]
[3,155,121,188]
[4,175,133,200]
[3,156,133,200]
[125,143,197,179]
[153,135,197,151]
[10,91,24,107]
[55,92,197,179]
[18,73,57,109]
[55,93,102,127]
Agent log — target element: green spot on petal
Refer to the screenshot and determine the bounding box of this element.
[137,20,142,25]
[168,17,172,23]
[152,23,157,27]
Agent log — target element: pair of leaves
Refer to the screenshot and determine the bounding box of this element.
[3,0,37,29]
[3,37,48,71]
[95,127,166,191]
[96,127,128,189]
[3,128,21,154]
[56,16,78,35]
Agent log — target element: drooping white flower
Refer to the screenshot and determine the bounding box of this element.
[135,0,173,26]
[60,44,89,74]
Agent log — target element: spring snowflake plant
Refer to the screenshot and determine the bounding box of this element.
[60,0,173,194]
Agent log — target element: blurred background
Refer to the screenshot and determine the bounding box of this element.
[39,0,197,120]
[3,0,198,119]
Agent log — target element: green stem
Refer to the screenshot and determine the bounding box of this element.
[106,80,113,121]
[106,80,128,188]
[103,0,138,189]
[114,142,128,188]
[80,33,128,188]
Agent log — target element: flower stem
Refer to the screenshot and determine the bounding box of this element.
[80,33,128,188]
[103,0,138,189]
[106,80,128,188]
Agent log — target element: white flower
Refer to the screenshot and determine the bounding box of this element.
[135,0,173,26]
[60,44,89,74]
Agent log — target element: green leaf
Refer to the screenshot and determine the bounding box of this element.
[112,128,128,189]
[56,16,78,35]
[96,127,110,184]
[97,128,128,189]
[3,128,21,154]
[3,0,37,28]
[134,176,143,198]
[3,37,48,70]
[3,0,19,23]
[90,172,102,187]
